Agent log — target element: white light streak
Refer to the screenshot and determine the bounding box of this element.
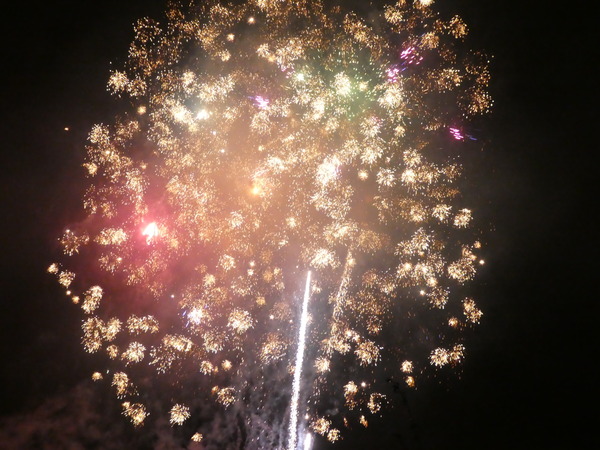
[303,432,313,450]
[289,271,312,450]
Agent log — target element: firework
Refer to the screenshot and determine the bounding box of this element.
[51,0,490,444]
[169,404,191,425]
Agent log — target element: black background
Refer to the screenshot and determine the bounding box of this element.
[0,1,594,448]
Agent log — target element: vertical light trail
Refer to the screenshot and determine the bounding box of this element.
[303,432,313,450]
[288,271,312,450]
[325,251,354,357]
[332,251,353,320]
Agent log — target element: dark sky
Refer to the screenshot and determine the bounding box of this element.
[0,1,594,449]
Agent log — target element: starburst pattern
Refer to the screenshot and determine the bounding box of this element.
[50,0,489,444]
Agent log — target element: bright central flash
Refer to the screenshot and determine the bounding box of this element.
[142,222,159,244]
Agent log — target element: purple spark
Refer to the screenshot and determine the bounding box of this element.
[400,46,423,66]
[386,66,401,82]
[253,96,270,109]
[449,127,478,141]
[449,127,464,140]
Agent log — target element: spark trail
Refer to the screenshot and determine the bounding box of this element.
[289,271,312,450]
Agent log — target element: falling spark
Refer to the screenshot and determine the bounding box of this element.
[289,272,312,450]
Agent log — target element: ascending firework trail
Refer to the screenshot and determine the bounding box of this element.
[289,272,312,450]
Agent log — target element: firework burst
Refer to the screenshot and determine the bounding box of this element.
[51,0,490,445]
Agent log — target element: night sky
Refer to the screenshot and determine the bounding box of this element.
[0,1,594,449]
